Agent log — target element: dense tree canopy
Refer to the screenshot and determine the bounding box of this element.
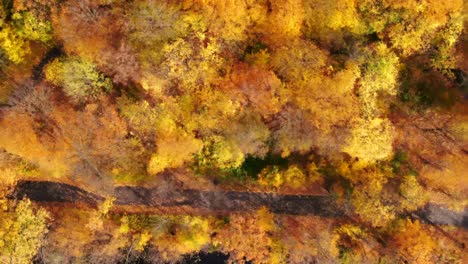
[0,0,466,262]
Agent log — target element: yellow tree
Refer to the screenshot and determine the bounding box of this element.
[213,208,283,263]
[119,96,203,175]
[0,199,49,264]
[343,118,395,163]
[45,99,149,185]
[359,0,464,57]
[270,39,361,158]
[121,214,212,260]
[390,219,438,264]
[188,0,267,44]
[263,0,304,42]
[339,162,395,227]
[343,43,399,163]
[331,224,382,263]
[303,0,366,45]
[399,175,428,211]
[0,109,69,178]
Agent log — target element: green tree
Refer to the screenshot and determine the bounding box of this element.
[45,57,113,102]
[0,11,52,64]
[12,11,52,43]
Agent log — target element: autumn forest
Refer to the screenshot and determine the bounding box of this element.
[0,0,467,263]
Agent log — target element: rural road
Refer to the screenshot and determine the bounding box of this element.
[9,180,468,228]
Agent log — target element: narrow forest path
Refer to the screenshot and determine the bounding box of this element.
[9,180,468,229]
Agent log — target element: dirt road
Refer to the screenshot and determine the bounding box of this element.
[10,180,467,228]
